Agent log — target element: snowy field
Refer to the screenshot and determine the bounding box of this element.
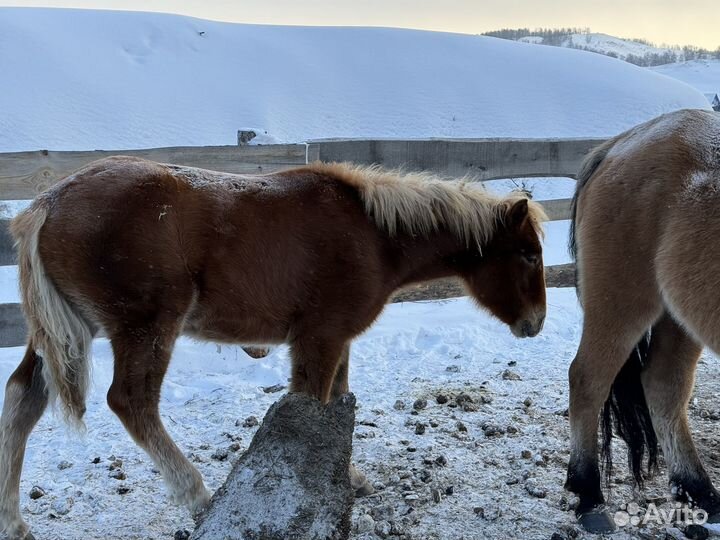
[1,6,720,540]
[0,7,710,152]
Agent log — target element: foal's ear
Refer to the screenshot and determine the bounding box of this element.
[507,198,529,229]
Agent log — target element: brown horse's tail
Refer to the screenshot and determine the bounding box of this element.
[570,137,659,487]
[600,333,659,486]
[568,137,618,261]
[11,201,92,428]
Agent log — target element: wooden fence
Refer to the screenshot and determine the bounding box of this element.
[0,137,602,347]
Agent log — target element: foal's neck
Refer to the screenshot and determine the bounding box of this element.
[389,229,480,289]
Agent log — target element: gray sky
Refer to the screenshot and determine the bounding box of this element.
[5,0,718,50]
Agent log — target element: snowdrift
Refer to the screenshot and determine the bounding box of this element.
[0,7,710,152]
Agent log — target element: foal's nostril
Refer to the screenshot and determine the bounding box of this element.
[521,320,533,337]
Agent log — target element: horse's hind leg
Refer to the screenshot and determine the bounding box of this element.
[107,322,210,515]
[328,343,375,497]
[565,291,662,531]
[642,313,720,516]
[0,348,48,540]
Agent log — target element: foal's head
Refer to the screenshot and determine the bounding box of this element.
[459,197,546,338]
[309,162,547,337]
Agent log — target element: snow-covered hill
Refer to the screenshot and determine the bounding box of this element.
[519,32,678,62]
[0,7,709,152]
[651,59,720,95]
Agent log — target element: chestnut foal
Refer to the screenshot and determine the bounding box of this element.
[0,158,546,539]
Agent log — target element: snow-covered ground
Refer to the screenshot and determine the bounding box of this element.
[4,292,720,540]
[0,291,582,540]
[1,7,718,540]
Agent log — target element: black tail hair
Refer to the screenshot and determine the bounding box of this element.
[600,332,659,486]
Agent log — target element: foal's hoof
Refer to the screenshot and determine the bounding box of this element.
[349,463,375,498]
[354,481,375,498]
[0,521,34,540]
[707,513,720,524]
[189,489,213,521]
[577,509,616,534]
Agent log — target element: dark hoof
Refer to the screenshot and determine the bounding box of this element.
[25,533,37,540]
[706,513,720,524]
[578,509,616,534]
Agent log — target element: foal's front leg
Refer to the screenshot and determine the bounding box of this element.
[290,338,375,496]
[289,336,346,402]
[329,344,374,497]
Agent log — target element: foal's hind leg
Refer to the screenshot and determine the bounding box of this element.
[641,313,720,515]
[107,324,210,515]
[0,348,48,540]
[329,343,375,497]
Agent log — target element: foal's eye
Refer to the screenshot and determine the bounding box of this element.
[522,253,539,265]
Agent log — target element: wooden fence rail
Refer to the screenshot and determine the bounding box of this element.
[0,137,600,347]
[0,144,313,200]
[0,138,604,200]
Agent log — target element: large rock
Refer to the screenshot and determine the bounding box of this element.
[192,393,356,540]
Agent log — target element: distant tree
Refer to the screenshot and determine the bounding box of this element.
[680,45,711,61]
[625,53,643,66]
[630,37,655,47]
[483,28,532,41]
[482,26,587,45]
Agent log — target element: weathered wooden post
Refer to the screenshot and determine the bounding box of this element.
[237,130,257,145]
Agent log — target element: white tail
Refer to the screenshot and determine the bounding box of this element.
[11,202,92,426]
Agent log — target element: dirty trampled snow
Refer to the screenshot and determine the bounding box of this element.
[3,292,720,540]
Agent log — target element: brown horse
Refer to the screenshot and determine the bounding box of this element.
[0,157,546,539]
[565,108,720,532]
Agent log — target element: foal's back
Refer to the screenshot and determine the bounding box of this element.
[35,156,388,341]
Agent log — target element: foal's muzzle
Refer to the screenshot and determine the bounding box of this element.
[511,310,546,338]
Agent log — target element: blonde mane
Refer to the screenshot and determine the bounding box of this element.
[307,162,546,246]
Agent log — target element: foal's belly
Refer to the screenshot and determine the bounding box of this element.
[181,305,289,345]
